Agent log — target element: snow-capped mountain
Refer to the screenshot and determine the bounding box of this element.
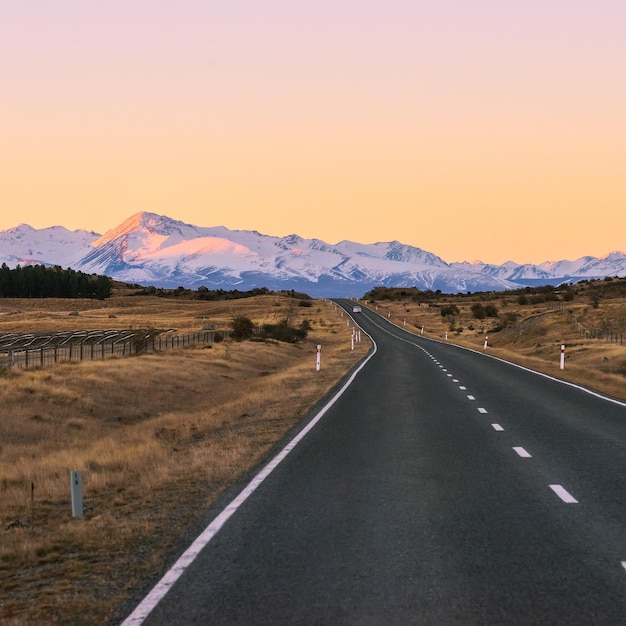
[0,224,99,268]
[1,212,625,296]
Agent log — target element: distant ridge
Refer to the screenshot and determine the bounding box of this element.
[1,212,625,296]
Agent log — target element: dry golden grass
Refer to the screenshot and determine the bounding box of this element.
[363,290,626,402]
[0,294,370,624]
[0,290,311,335]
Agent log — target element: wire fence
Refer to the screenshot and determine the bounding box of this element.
[0,329,225,371]
[549,302,625,345]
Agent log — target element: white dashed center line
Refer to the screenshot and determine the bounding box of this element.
[513,446,532,458]
[478,407,488,414]
[549,484,579,504]
[491,424,504,431]
[467,395,475,400]
[459,386,467,391]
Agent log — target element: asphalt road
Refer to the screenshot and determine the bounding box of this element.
[124,300,626,625]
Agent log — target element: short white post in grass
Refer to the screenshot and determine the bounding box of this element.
[351,333,355,351]
[560,344,565,370]
[316,345,321,371]
[445,332,448,341]
[70,471,83,518]
[388,312,391,318]
[484,336,488,349]
[421,326,424,335]
[357,330,361,342]
[403,319,406,327]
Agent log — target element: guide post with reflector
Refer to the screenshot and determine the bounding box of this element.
[70,471,83,518]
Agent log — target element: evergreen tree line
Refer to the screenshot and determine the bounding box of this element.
[0,264,112,299]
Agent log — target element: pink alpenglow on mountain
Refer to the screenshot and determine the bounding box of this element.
[1,212,625,297]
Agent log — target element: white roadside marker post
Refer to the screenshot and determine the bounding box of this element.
[560,344,565,370]
[70,471,83,518]
[316,345,321,371]
[421,326,424,335]
[484,336,488,349]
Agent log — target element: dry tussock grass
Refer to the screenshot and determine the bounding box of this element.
[0,291,311,334]
[0,295,369,624]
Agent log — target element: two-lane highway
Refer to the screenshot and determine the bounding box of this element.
[123,300,626,624]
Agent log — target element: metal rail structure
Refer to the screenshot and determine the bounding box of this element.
[0,329,218,370]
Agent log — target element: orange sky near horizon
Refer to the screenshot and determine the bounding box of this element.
[1,1,625,265]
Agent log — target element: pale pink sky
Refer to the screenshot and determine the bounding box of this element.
[1,1,625,264]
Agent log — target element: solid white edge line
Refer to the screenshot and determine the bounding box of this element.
[549,484,579,504]
[121,309,378,625]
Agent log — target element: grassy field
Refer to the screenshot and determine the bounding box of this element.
[0,292,370,624]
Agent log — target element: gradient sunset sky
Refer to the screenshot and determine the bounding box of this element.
[2,1,625,264]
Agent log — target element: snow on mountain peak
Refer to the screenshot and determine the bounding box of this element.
[602,250,626,261]
[92,211,206,259]
[145,237,254,261]
[94,212,179,246]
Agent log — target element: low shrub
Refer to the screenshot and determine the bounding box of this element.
[231,316,255,340]
[261,320,310,343]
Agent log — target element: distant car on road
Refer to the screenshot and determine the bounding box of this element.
[352,306,362,313]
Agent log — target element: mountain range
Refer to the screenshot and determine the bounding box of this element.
[1,212,625,297]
